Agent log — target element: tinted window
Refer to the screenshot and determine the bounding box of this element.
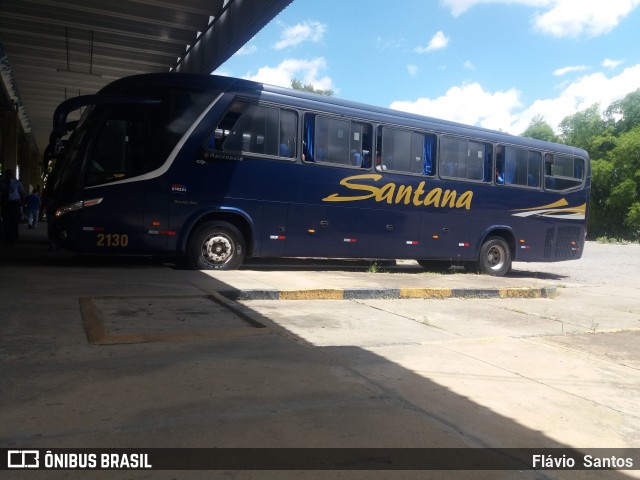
[378,128,436,175]
[85,89,214,186]
[303,114,372,167]
[210,101,297,158]
[440,136,491,182]
[545,154,585,191]
[496,146,541,188]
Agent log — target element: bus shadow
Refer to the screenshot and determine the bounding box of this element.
[509,269,568,281]
[241,257,409,272]
[241,257,571,282]
[3,225,569,281]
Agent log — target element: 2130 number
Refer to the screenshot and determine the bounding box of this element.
[96,233,129,247]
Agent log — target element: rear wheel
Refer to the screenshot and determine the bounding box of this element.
[474,236,512,276]
[186,221,245,270]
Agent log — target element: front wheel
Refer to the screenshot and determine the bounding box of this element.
[186,221,245,270]
[473,236,512,276]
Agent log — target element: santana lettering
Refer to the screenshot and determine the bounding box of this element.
[322,174,473,210]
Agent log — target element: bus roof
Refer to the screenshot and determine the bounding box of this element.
[98,72,588,158]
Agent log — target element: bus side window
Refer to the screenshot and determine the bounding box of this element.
[497,146,540,188]
[279,109,297,158]
[440,136,490,182]
[545,153,584,191]
[349,122,371,167]
[527,151,541,187]
[378,127,436,176]
[209,100,297,159]
[318,116,349,164]
[304,114,371,167]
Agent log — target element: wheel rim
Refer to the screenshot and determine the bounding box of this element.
[201,233,234,266]
[486,244,506,271]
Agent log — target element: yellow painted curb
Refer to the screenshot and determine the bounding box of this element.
[278,289,344,300]
[498,287,542,298]
[399,288,453,299]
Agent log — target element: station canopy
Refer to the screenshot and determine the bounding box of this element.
[0,0,293,153]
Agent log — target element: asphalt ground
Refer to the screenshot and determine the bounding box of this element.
[1,224,639,480]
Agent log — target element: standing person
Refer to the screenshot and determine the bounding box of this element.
[1,169,25,245]
[25,185,42,230]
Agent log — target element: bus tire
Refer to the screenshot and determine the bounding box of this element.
[186,221,245,270]
[474,236,511,276]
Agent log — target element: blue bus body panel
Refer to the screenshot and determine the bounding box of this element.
[47,73,589,265]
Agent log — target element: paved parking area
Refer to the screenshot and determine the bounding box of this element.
[1,226,639,479]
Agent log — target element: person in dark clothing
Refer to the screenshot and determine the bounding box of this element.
[1,169,25,245]
[25,185,42,229]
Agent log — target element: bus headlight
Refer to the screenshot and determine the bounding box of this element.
[55,198,103,218]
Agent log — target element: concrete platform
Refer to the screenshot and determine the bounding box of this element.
[2,224,639,479]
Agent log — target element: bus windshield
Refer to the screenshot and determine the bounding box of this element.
[50,86,216,194]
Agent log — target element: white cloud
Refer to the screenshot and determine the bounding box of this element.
[553,65,589,76]
[389,63,640,134]
[534,0,640,37]
[441,0,552,17]
[415,31,450,53]
[602,58,623,69]
[274,21,326,50]
[515,65,640,132]
[390,82,521,129]
[464,60,476,70]
[407,64,418,77]
[441,0,640,37]
[242,57,335,92]
[563,65,640,110]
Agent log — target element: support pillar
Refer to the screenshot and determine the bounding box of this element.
[2,110,19,176]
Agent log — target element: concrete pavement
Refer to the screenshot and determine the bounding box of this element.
[1,225,639,479]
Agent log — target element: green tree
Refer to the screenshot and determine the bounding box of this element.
[608,126,640,237]
[588,130,617,161]
[521,115,559,142]
[558,95,640,241]
[559,104,607,151]
[291,78,333,96]
[588,158,616,238]
[605,88,640,135]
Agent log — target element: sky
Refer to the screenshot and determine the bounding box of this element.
[214,0,640,135]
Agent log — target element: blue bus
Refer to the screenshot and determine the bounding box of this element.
[44,73,589,276]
